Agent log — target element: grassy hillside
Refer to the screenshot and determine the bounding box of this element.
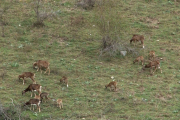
[1,0,180,119]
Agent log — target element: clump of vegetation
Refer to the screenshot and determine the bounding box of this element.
[76,0,95,10]
[32,0,56,27]
[0,100,27,119]
[100,35,139,57]
[100,35,122,56]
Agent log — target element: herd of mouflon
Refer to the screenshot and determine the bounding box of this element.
[20,35,162,112]
[20,60,63,112]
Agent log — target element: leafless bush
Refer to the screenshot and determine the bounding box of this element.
[94,0,139,57]
[32,0,56,27]
[0,99,29,120]
[76,0,95,10]
[100,35,123,57]
[99,35,139,57]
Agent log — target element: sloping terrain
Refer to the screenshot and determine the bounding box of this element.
[0,0,180,119]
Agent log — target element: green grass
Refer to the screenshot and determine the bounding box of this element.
[1,0,180,119]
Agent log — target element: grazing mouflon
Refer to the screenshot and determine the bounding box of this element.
[149,51,155,60]
[18,72,36,85]
[40,92,49,103]
[60,76,68,87]
[22,84,42,97]
[133,56,144,65]
[57,99,63,109]
[35,92,49,103]
[142,60,162,74]
[130,34,145,48]
[24,99,41,112]
[33,60,50,75]
[105,81,117,91]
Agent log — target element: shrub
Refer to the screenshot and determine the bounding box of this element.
[99,35,139,57]
[32,0,56,27]
[0,100,29,120]
[76,0,95,10]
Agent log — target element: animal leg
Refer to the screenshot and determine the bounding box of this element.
[45,67,50,75]
[57,103,58,107]
[36,105,40,112]
[142,43,144,48]
[39,106,41,112]
[150,68,153,74]
[41,97,43,103]
[39,66,42,73]
[141,60,144,65]
[59,104,61,109]
[114,86,116,91]
[38,90,41,95]
[31,77,36,84]
[153,67,157,74]
[45,96,49,102]
[44,68,47,74]
[159,67,162,73]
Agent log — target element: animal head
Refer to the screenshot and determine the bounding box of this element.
[57,99,62,103]
[33,62,37,68]
[18,75,21,80]
[60,78,63,83]
[60,76,67,82]
[22,90,25,95]
[130,39,133,44]
[23,102,28,107]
